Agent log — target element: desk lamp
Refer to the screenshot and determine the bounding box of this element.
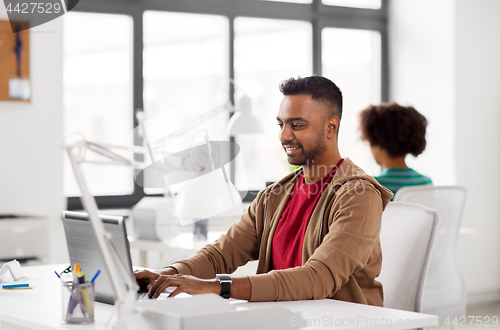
[134,96,262,226]
[64,98,264,328]
[65,136,140,328]
[65,135,243,329]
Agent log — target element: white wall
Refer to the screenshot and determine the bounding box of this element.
[388,0,456,185]
[455,0,500,303]
[0,9,67,263]
[389,0,500,304]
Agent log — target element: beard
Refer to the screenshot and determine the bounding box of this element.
[286,128,327,166]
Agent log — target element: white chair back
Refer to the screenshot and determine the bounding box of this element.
[378,202,439,313]
[394,186,467,319]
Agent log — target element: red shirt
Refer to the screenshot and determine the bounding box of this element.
[271,159,344,270]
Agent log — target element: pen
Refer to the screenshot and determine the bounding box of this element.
[89,270,100,283]
[76,270,94,317]
[1,283,29,289]
[72,263,80,289]
[54,271,72,292]
[74,263,80,274]
[3,285,34,290]
[55,271,80,315]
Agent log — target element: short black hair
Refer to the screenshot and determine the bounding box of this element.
[359,102,428,157]
[279,76,343,120]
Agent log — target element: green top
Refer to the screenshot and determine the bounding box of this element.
[375,168,432,196]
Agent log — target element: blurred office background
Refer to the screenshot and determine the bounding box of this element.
[0,0,499,308]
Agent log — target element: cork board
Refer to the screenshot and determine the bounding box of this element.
[0,20,30,102]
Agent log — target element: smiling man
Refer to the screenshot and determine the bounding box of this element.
[135,76,393,306]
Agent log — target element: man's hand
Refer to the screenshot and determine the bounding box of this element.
[136,268,251,300]
[134,267,177,292]
[148,274,220,299]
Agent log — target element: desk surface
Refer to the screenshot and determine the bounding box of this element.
[0,265,438,330]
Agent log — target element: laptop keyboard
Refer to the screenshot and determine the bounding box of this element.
[137,290,171,301]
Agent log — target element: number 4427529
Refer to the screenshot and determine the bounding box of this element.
[6,2,62,14]
[444,316,498,327]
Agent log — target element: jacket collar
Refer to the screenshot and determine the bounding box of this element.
[267,157,393,207]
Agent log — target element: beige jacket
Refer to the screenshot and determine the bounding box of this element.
[170,158,393,305]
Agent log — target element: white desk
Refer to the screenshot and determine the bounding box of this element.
[0,265,439,330]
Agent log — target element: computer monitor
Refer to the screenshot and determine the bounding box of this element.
[62,211,133,304]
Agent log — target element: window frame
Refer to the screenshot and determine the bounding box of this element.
[66,0,388,210]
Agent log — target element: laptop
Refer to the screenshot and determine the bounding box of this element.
[62,211,168,304]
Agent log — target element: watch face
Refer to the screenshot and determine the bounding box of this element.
[216,274,232,281]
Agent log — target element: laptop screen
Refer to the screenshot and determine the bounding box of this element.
[62,211,133,304]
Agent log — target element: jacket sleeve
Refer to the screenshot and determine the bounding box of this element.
[247,180,383,301]
[168,189,267,279]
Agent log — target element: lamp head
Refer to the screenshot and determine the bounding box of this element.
[226,96,263,136]
[238,96,252,114]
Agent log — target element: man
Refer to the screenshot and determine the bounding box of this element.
[135,76,393,305]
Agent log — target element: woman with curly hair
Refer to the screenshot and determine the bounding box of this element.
[359,102,432,195]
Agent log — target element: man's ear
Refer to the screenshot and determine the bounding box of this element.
[326,116,340,138]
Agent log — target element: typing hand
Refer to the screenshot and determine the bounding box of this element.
[134,269,160,292]
[148,274,219,299]
[134,267,178,292]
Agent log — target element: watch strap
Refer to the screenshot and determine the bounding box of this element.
[216,274,232,299]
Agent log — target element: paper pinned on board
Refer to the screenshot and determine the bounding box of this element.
[9,78,31,100]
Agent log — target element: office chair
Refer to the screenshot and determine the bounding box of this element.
[394,186,467,320]
[378,202,439,314]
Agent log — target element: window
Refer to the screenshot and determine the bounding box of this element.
[63,12,133,197]
[322,28,382,174]
[143,11,229,194]
[322,0,382,9]
[65,0,387,208]
[260,0,312,3]
[234,17,312,190]
[143,11,228,123]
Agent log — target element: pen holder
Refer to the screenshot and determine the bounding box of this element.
[61,281,95,324]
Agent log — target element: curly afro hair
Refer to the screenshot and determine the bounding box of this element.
[359,103,428,158]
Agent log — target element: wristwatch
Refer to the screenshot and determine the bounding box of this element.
[215,274,232,299]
